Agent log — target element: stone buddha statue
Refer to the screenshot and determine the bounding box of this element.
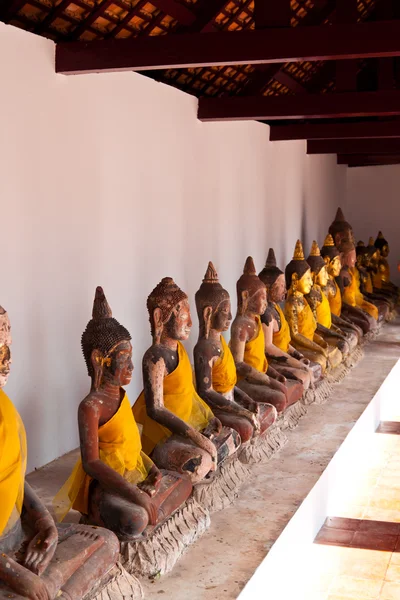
[306,241,352,358]
[0,304,124,600]
[284,241,335,373]
[258,248,314,388]
[193,262,277,443]
[133,278,241,485]
[338,240,379,333]
[356,241,392,317]
[374,231,399,298]
[55,287,192,540]
[320,234,363,341]
[328,207,355,249]
[230,257,304,414]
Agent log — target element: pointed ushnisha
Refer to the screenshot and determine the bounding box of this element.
[265,248,277,268]
[243,256,257,275]
[92,286,113,320]
[202,261,219,284]
[309,240,321,257]
[333,207,346,223]
[195,261,229,315]
[258,248,283,287]
[323,234,335,248]
[237,256,265,300]
[293,240,305,261]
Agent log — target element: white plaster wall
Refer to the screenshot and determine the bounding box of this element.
[346,165,400,284]
[0,22,346,471]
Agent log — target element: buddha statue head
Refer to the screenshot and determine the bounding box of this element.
[356,241,368,268]
[307,241,329,287]
[285,240,313,295]
[237,256,267,316]
[375,231,389,258]
[147,277,191,344]
[0,306,12,389]
[321,234,342,278]
[81,287,133,391]
[195,262,231,338]
[367,236,380,266]
[258,248,286,303]
[328,208,355,248]
[339,240,357,269]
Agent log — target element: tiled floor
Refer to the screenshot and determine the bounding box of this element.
[307,420,400,600]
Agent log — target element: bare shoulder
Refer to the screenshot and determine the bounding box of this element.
[142,344,168,367]
[78,392,103,420]
[194,338,220,362]
[231,315,250,342]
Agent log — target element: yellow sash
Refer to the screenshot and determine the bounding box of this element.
[353,268,379,320]
[329,280,342,317]
[316,290,332,329]
[296,300,317,341]
[133,342,213,455]
[212,336,237,394]
[0,390,27,536]
[240,315,268,375]
[365,273,373,294]
[272,303,291,353]
[54,394,151,520]
[381,260,390,284]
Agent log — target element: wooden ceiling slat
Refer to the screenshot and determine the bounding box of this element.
[308,139,400,155]
[336,0,358,92]
[338,154,400,166]
[269,120,400,141]
[198,91,400,122]
[56,21,400,74]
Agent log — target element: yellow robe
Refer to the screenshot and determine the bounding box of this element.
[133,342,213,456]
[343,268,378,320]
[212,335,237,394]
[296,300,317,341]
[54,394,152,520]
[316,290,332,329]
[272,303,291,353]
[238,315,268,377]
[0,390,27,536]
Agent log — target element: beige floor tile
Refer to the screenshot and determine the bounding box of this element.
[385,563,400,583]
[335,548,391,579]
[363,508,400,523]
[381,581,400,599]
[335,506,366,519]
[329,575,382,598]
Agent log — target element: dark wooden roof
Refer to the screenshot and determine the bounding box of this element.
[3,0,400,168]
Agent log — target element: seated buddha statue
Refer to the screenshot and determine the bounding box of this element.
[338,240,378,333]
[133,278,241,485]
[356,241,392,317]
[0,305,123,600]
[306,241,356,357]
[55,287,192,540]
[193,262,277,444]
[320,234,364,341]
[230,257,304,414]
[374,231,399,299]
[284,241,339,373]
[258,248,315,388]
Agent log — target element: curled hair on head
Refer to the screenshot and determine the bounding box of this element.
[321,233,340,262]
[81,287,131,379]
[147,277,188,339]
[195,261,230,324]
[285,240,311,289]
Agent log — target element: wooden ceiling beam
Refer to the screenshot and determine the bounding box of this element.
[338,154,400,166]
[269,120,400,141]
[198,91,400,122]
[56,20,400,74]
[308,139,400,155]
[148,0,196,26]
[181,0,228,33]
[254,0,291,29]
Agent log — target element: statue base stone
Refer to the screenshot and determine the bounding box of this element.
[192,455,250,514]
[239,423,288,464]
[120,498,210,579]
[91,563,143,600]
[278,401,308,431]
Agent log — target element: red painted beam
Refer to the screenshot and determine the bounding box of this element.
[269,121,400,141]
[338,154,400,166]
[56,21,400,74]
[308,139,400,155]
[198,91,400,122]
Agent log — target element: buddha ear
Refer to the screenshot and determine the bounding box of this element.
[91,349,104,392]
[240,290,249,315]
[291,272,299,292]
[153,308,164,344]
[203,306,213,339]
[323,256,330,266]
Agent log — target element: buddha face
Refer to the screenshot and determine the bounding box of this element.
[294,268,313,295]
[270,274,286,303]
[342,248,356,269]
[316,266,329,288]
[104,341,134,387]
[247,287,267,316]
[381,244,389,258]
[212,299,232,332]
[328,256,342,278]
[166,299,192,341]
